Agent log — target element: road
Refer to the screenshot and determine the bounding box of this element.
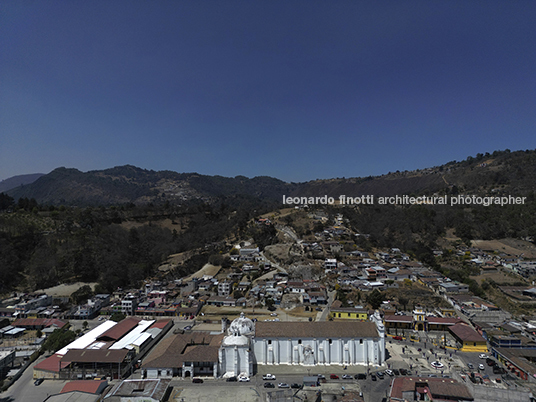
[317,290,336,321]
[0,356,65,402]
[260,251,287,274]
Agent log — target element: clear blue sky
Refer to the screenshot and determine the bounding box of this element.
[1,1,535,182]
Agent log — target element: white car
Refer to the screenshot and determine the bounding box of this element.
[431,361,444,369]
[278,383,290,388]
[478,364,485,370]
[479,353,488,359]
[385,369,394,376]
[262,374,276,380]
[238,375,250,382]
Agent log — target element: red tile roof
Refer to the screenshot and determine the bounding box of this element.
[97,317,140,341]
[149,319,172,329]
[449,323,486,343]
[390,377,473,401]
[12,318,67,328]
[255,321,379,338]
[61,349,129,363]
[384,315,413,323]
[34,354,70,373]
[60,380,107,394]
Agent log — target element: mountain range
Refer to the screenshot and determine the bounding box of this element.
[0,173,45,194]
[3,149,536,206]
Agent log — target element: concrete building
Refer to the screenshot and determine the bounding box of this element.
[121,295,138,316]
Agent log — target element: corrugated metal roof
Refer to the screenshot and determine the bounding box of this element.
[109,320,154,350]
[60,380,108,394]
[61,349,128,363]
[5,328,25,335]
[57,320,116,355]
[34,353,70,373]
[131,332,152,347]
[449,323,486,343]
[97,317,140,341]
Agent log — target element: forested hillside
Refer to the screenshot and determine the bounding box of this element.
[0,195,278,294]
[1,149,536,295]
[5,149,536,206]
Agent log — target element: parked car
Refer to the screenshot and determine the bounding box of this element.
[330,374,339,379]
[385,369,394,376]
[399,368,408,375]
[479,364,485,370]
[264,382,275,388]
[393,369,400,375]
[262,374,276,380]
[393,336,403,341]
[278,383,290,388]
[479,353,488,359]
[376,371,384,379]
[317,374,326,379]
[238,375,250,382]
[226,376,237,382]
[34,379,44,386]
[493,366,505,374]
[342,374,353,379]
[371,374,377,381]
[291,383,302,389]
[192,378,203,383]
[355,373,367,380]
[184,325,192,330]
[467,363,474,369]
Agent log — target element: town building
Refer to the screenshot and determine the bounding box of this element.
[389,376,473,401]
[103,379,171,402]
[448,323,488,353]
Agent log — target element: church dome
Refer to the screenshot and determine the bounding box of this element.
[228,312,255,336]
[222,334,249,347]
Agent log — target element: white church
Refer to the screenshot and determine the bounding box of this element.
[218,312,385,377]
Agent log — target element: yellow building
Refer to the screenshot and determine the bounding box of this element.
[413,307,427,331]
[449,323,488,353]
[330,307,368,321]
[439,307,457,317]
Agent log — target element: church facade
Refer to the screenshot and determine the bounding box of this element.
[252,313,385,367]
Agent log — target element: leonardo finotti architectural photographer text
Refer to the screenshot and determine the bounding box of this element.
[282,194,527,207]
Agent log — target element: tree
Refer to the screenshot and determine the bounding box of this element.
[367,289,384,310]
[110,312,126,322]
[233,290,244,299]
[208,254,224,266]
[265,297,275,309]
[70,285,94,305]
[82,321,88,330]
[398,296,409,311]
[42,329,77,353]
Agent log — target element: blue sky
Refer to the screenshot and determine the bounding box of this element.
[1,1,535,183]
